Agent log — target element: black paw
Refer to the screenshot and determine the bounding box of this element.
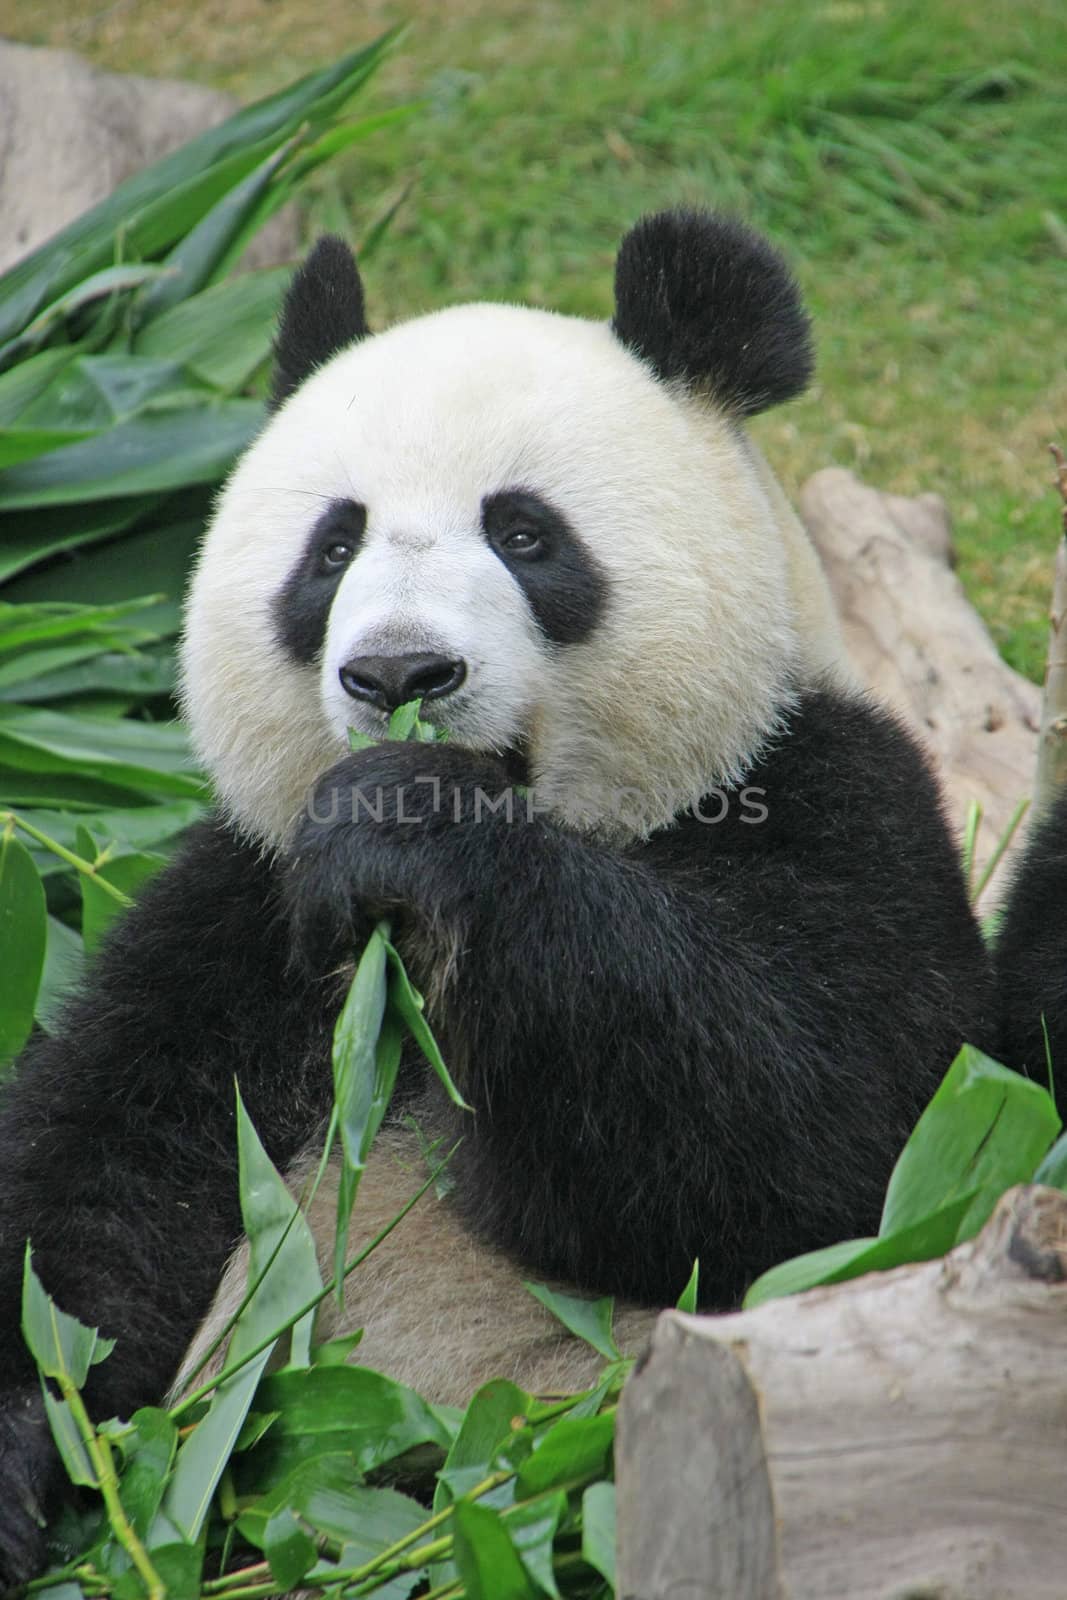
[0,1386,57,1591]
[284,742,516,974]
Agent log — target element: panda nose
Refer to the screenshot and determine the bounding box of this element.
[338,652,467,712]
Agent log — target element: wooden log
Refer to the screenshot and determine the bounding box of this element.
[616,1185,1067,1600]
[800,468,1040,888]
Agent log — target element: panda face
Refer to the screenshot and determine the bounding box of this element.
[271,482,606,767]
[182,298,807,848]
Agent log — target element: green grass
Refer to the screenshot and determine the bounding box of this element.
[11,0,1067,676]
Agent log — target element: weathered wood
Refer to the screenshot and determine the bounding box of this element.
[801,468,1040,887]
[617,1185,1067,1600]
[616,1322,780,1600]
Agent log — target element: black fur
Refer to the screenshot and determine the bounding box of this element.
[996,789,1067,1083]
[272,498,368,665]
[612,209,814,415]
[270,236,368,411]
[481,489,608,645]
[289,692,994,1302]
[0,690,993,1581]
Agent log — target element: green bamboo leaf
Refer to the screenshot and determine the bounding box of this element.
[385,700,422,742]
[332,927,389,1164]
[21,1244,115,1386]
[241,1456,427,1560]
[676,1258,700,1312]
[524,1284,619,1362]
[743,1190,977,1309]
[0,703,198,779]
[452,1501,538,1600]
[0,401,262,508]
[434,1380,535,1511]
[0,265,176,368]
[0,347,79,425]
[263,1508,316,1591]
[0,496,161,587]
[385,942,470,1109]
[72,355,197,422]
[505,1491,566,1599]
[241,1365,451,1485]
[36,914,85,1033]
[0,427,99,470]
[75,833,163,953]
[516,1412,614,1497]
[113,1407,179,1541]
[0,596,162,653]
[4,649,174,706]
[879,1044,1061,1241]
[284,104,420,178]
[111,1542,202,1600]
[581,1482,617,1587]
[3,500,207,630]
[134,269,287,392]
[42,1386,97,1488]
[162,1089,322,1540]
[0,830,47,1066]
[18,799,201,879]
[0,32,401,347]
[135,142,292,327]
[331,935,395,1290]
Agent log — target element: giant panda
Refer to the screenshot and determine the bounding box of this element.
[0,208,996,1583]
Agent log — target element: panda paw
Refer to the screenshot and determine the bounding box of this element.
[286,742,514,970]
[0,1385,56,1590]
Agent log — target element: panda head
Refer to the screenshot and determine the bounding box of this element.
[181,209,840,847]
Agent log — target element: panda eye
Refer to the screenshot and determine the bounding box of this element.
[501,527,542,556]
[321,541,353,570]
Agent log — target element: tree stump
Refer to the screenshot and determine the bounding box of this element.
[616,1184,1067,1599]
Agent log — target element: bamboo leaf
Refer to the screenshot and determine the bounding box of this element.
[134,270,288,392]
[676,1258,700,1312]
[162,1089,322,1540]
[581,1482,617,1587]
[523,1284,619,1361]
[21,1244,115,1386]
[743,1191,977,1309]
[0,402,263,508]
[452,1501,539,1600]
[0,496,161,587]
[36,914,85,1033]
[0,32,401,348]
[0,830,47,1067]
[385,942,470,1109]
[135,143,291,327]
[879,1044,1060,1241]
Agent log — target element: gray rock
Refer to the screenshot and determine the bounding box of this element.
[0,39,298,275]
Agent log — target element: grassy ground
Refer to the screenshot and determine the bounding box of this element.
[6,0,1066,677]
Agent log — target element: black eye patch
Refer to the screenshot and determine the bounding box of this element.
[272,498,367,665]
[481,488,608,646]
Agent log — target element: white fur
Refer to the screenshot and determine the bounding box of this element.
[180,302,850,848]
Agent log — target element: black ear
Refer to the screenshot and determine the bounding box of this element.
[270,236,370,410]
[612,209,813,416]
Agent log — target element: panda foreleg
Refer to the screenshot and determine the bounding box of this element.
[288,719,986,1315]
